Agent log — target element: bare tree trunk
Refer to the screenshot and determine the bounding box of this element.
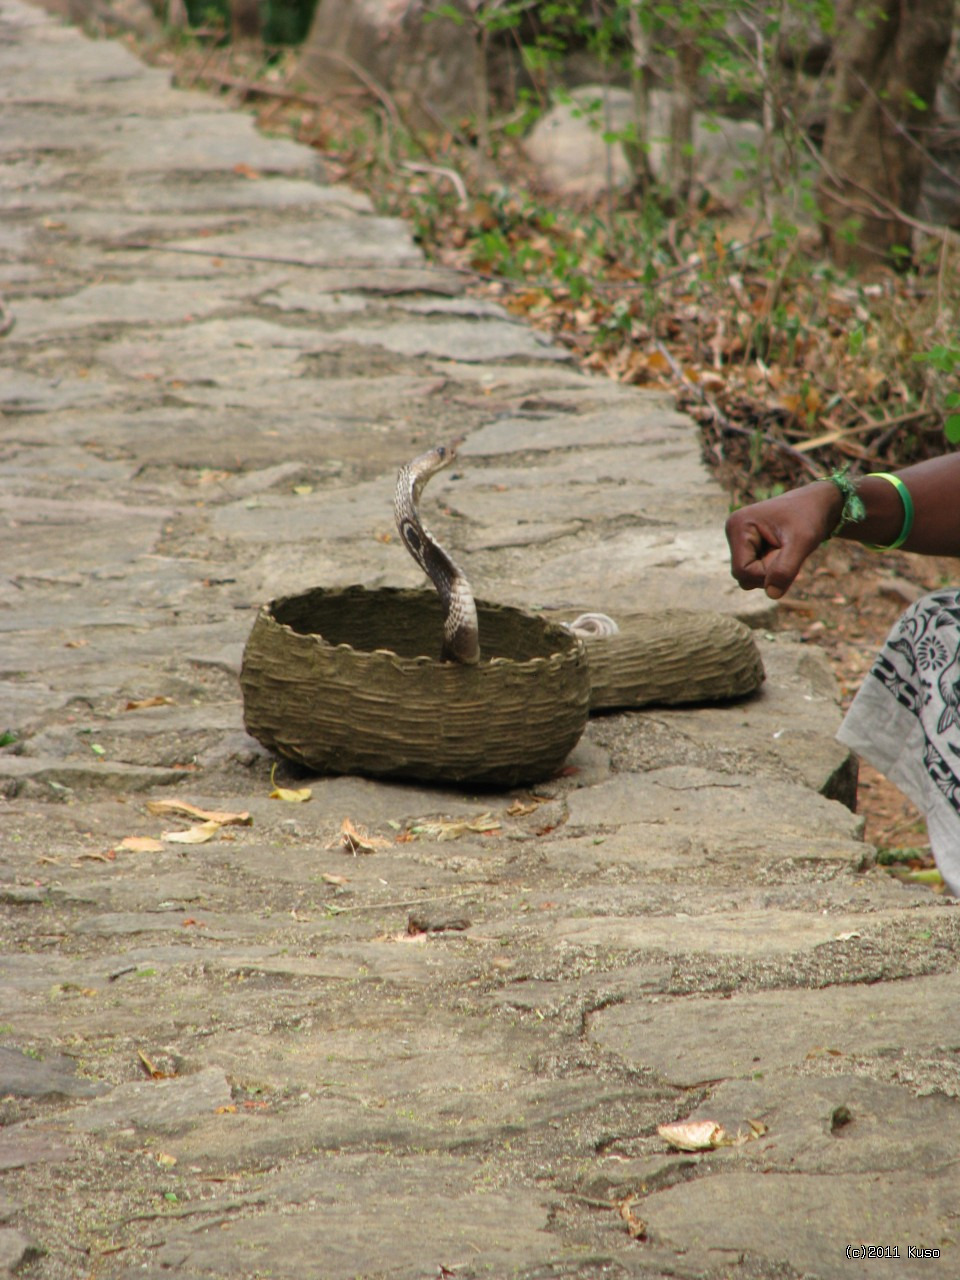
[230,0,261,42]
[627,2,655,192]
[166,0,188,29]
[669,36,702,204]
[818,0,954,269]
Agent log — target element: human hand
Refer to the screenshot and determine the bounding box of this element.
[724,483,841,599]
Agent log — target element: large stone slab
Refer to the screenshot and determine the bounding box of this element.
[591,970,960,1085]
[519,524,764,617]
[0,1130,75,1171]
[0,1046,107,1101]
[8,277,267,339]
[565,766,864,846]
[641,1170,956,1277]
[310,317,570,363]
[684,1075,960,1174]
[478,907,946,958]
[153,1156,555,1280]
[458,400,693,454]
[166,220,420,267]
[60,1066,231,1133]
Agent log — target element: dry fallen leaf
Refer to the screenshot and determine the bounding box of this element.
[269,764,311,803]
[137,1049,174,1080]
[156,1152,178,1168]
[407,812,501,841]
[618,1194,647,1239]
[375,930,429,945]
[805,1045,844,1060]
[327,817,392,855]
[146,800,251,826]
[321,872,349,886]
[162,820,222,845]
[115,836,165,854]
[271,784,312,802]
[657,1119,727,1151]
[124,696,175,711]
[506,797,547,817]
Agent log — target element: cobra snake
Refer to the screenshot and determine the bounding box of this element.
[395,444,618,664]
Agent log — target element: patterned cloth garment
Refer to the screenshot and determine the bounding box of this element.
[838,590,960,894]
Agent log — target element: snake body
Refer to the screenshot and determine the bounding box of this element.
[396,444,620,665]
[395,444,480,664]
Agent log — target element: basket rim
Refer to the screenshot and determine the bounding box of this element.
[259,584,586,672]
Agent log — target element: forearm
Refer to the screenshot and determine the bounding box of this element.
[726,453,960,599]
[836,455,960,556]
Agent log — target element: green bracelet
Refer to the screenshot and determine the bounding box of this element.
[864,472,914,552]
[822,466,865,537]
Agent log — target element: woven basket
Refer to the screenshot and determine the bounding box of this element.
[582,609,765,711]
[240,585,591,787]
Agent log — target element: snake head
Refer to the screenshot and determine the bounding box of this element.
[436,438,464,467]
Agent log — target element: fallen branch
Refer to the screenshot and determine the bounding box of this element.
[794,409,932,454]
[654,340,823,479]
[402,160,469,208]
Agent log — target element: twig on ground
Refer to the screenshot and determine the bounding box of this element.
[402,160,469,207]
[654,340,823,479]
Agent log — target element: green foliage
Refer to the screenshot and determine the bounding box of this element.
[168,0,956,497]
[182,0,318,44]
[914,346,960,444]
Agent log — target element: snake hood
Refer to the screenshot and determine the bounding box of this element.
[395,443,480,665]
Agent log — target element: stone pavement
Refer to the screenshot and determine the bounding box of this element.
[1,3,959,1277]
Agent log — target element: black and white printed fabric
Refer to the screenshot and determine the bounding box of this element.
[838,589,960,893]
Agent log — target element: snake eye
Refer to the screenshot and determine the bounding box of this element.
[436,446,446,460]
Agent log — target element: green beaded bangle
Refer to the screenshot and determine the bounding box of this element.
[864,472,914,552]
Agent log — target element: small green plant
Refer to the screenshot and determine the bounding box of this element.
[914,345,960,443]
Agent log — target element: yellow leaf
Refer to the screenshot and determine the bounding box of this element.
[270,786,312,803]
[407,812,501,842]
[162,821,222,844]
[146,800,251,826]
[115,836,165,853]
[137,1049,174,1079]
[269,763,311,803]
[645,348,671,373]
